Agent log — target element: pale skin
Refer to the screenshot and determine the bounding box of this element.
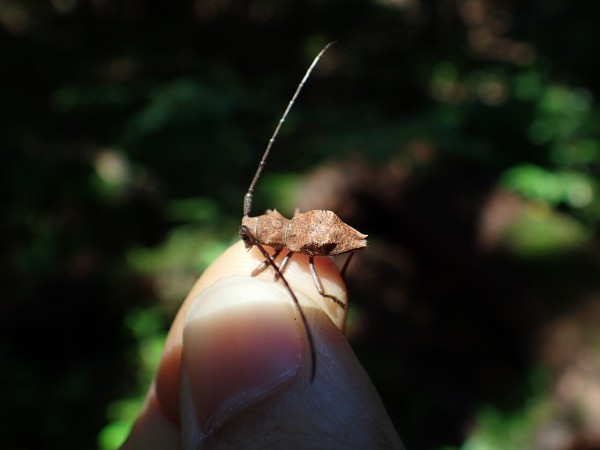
[121,240,403,449]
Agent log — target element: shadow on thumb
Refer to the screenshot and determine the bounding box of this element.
[180,276,403,449]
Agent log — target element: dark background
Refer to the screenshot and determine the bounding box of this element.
[3,1,600,449]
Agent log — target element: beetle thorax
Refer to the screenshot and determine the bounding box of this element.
[241,209,289,251]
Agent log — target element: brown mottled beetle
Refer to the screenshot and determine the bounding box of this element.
[238,43,367,382]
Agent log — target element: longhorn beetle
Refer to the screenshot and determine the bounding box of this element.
[238,43,368,382]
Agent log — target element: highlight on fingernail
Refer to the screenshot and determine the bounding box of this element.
[181,277,306,435]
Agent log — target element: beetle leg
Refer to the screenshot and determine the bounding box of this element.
[251,249,282,276]
[339,252,355,279]
[274,250,294,281]
[309,256,347,310]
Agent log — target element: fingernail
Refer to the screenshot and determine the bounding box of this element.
[181,276,302,438]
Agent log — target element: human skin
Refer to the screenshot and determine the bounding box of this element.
[120,240,403,449]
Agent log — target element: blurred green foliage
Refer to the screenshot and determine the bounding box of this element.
[2,1,600,449]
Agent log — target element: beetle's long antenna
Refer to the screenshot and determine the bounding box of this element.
[239,225,317,382]
[243,42,335,217]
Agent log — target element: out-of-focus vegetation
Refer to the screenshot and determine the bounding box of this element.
[2,1,600,449]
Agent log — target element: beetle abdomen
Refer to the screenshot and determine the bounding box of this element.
[286,210,368,256]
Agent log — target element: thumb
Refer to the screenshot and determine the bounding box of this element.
[179,242,403,449]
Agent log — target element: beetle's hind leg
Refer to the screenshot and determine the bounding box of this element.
[253,251,348,311]
[309,256,347,310]
[339,252,355,279]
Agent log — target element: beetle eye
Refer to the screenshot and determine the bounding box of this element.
[239,226,254,249]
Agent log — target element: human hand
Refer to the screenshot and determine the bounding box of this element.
[121,240,403,449]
